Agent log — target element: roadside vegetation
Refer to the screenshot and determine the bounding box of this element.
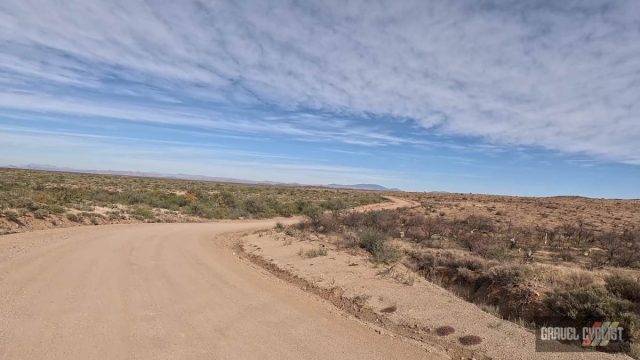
[0,168,383,234]
[291,195,640,357]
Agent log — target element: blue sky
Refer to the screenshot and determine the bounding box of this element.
[0,1,639,198]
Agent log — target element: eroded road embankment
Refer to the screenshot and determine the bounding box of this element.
[0,197,443,360]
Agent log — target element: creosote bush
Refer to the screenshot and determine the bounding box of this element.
[605,273,640,303]
[3,209,20,222]
[545,286,639,343]
[358,228,401,263]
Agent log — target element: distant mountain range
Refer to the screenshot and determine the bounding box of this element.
[4,164,401,192]
[327,183,400,191]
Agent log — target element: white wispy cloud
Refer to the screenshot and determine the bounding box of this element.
[1,0,639,163]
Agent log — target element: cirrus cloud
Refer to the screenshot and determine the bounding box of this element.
[0,0,639,164]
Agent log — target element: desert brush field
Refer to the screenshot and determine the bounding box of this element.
[0,168,382,235]
[1,169,639,359]
[245,192,640,359]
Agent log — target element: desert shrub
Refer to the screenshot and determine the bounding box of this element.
[25,201,42,211]
[371,244,401,263]
[33,208,49,219]
[321,198,347,215]
[359,228,400,263]
[456,230,484,251]
[274,222,285,231]
[561,271,596,290]
[465,236,513,260]
[337,232,359,249]
[545,286,640,351]
[47,204,65,214]
[403,214,445,240]
[366,210,401,233]
[185,203,217,219]
[359,228,387,255]
[545,286,637,327]
[405,213,428,227]
[242,197,267,216]
[300,246,328,258]
[107,211,123,220]
[484,245,514,261]
[75,203,94,212]
[131,206,154,220]
[3,210,20,222]
[66,213,81,222]
[405,226,428,242]
[488,264,532,286]
[342,211,366,227]
[314,213,341,233]
[217,190,237,208]
[559,249,575,262]
[606,273,640,303]
[342,210,401,233]
[457,215,494,233]
[556,222,596,246]
[606,230,640,268]
[301,203,322,223]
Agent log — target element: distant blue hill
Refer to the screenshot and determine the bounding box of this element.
[327,183,400,191]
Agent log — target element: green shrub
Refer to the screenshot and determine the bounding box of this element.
[322,198,346,215]
[243,197,266,216]
[371,244,401,263]
[488,264,532,286]
[3,209,20,222]
[131,206,154,220]
[26,201,42,211]
[185,203,217,219]
[33,208,49,219]
[359,228,387,254]
[606,273,640,303]
[301,203,322,223]
[359,228,400,263]
[48,204,65,214]
[545,286,636,325]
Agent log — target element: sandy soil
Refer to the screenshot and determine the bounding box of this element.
[0,199,447,360]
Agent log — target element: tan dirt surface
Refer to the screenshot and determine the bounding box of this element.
[0,198,447,360]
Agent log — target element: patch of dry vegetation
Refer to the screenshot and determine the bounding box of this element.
[293,194,640,357]
[0,168,383,234]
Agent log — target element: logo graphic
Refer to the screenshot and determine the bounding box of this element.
[581,321,623,348]
[536,320,627,353]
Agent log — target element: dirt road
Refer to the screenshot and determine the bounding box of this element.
[0,198,443,359]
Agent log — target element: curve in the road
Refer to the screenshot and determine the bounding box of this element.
[0,198,443,359]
